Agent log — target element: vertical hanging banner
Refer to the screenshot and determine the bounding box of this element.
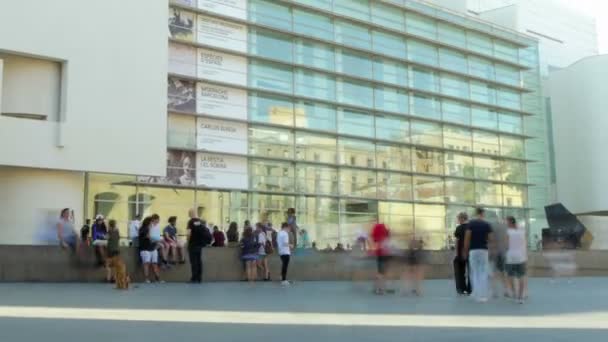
[197,49,247,86]
[198,0,248,20]
[196,117,248,155]
[197,14,248,52]
[168,78,196,112]
[196,82,248,120]
[196,152,248,189]
[169,42,196,77]
[168,7,195,42]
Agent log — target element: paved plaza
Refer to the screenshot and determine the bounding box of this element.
[0,278,607,341]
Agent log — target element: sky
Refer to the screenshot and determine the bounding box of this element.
[564,0,608,53]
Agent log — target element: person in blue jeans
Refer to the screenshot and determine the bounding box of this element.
[463,208,494,303]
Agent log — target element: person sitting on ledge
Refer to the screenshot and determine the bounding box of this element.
[226,221,239,245]
[212,226,225,247]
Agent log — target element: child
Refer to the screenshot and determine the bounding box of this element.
[107,219,129,289]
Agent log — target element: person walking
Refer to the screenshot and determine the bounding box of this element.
[453,212,471,296]
[278,222,293,286]
[463,208,494,302]
[256,223,271,281]
[505,216,528,304]
[106,219,121,283]
[187,209,211,283]
[371,222,391,295]
[240,226,259,283]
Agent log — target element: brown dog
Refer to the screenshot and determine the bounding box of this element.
[109,256,130,290]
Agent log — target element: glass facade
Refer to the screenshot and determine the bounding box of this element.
[87,0,541,248]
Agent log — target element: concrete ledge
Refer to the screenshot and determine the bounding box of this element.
[0,245,607,282]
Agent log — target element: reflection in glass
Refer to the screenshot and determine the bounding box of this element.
[411,121,442,147]
[296,132,337,164]
[378,172,413,201]
[374,86,408,114]
[296,165,338,195]
[376,144,411,171]
[445,153,473,178]
[249,29,293,62]
[295,70,336,101]
[338,138,375,168]
[249,126,294,159]
[473,131,500,155]
[295,40,335,71]
[373,58,408,86]
[295,101,336,131]
[379,202,413,247]
[414,204,446,250]
[376,115,409,142]
[249,61,293,94]
[337,108,374,138]
[500,136,525,158]
[474,156,502,181]
[340,169,377,198]
[445,180,475,204]
[414,176,444,202]
[443,126,471,152]
[414,148,444,175]
[250,93,294,126]
[250,160,295,193]
[475,182,503,206]
[297,196,340,247]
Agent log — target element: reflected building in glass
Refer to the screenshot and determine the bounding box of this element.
[87,0,541,249]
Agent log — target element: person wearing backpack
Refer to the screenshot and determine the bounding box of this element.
[187,208,212,283]
[256,223,272,281]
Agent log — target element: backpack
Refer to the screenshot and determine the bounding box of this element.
[264,239,274,255]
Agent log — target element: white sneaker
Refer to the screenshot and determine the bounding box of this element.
[145,279,151,284]
[281,280,290,287]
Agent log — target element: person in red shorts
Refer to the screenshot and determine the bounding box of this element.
[371,222,391,295]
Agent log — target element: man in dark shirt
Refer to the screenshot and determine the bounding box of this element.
[464,208,494,302]
[187,209,212,283]
[453,212,471,295]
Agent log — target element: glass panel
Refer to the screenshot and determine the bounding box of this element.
[136,187,196,237]
[371,2,405,30]
[295,69,336,101]
[375,115,409,142]
[498,112,522,134]
[439,48,467,72]
[250,29,293,62]
[440,74,469,99]
[249,193,295,225]
[250,159,295,192]
[412,67,437,92]
[335,20,371,50]
[502,160,527,183]
[378,172,413,201]
[472,106,498,130]
[295,40,335,71]
[249,61,293,93]
[296,165,339,195]
[249,126,294,159]
[341,199,378,244]
[497,89,521,110]
[378,202,414,246]
[372,30,407,59]
[474,156,502,181]
[408,40,438,66]
[295,101,337,132]
[227,191,248,227]
[500,136,525,158]
[411,121,442,147]
[438,22,465,47]
[469,56,495,80]
[445,152,474,178]
[293,9,334,40]
[297,196,339,247]
[467,31,493,56]
[412,94,440,119]
[249,0,292,30]
[338,138,375,167]
[336,49,373,79]
[295,131,337,164]
[337,108,375,138]
[88,174,137,237]
[334,0,370,21]
[374,86,409,114]
[340,169,377,198]
[494,40,519,63]
[376,144,411,171]
[167,114,196,150]
[373,58,408,87]
[414,204,446,250]
[249,92,294,126]
[503,184,527,207]
[414,177,444,202]
[445,180,475,204]
[336,79,374,108]
[293,0,331,11]
[406,12,437,40]
[475,182,503,206]
[413,148,444,175]
[473,130,500,155]
[443,126,472,152]
[470,81,497,105]
[442,100,470,125]
[495,64,520,86]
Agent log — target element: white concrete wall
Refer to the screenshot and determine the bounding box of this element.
[0,166,84,245]
[549,55,608,214]
[0,0,167,176]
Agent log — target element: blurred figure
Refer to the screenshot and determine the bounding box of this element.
[371,222,390,295]
[490,218,509,298]
[240,226,259,283]
[226,221,239,244]
[403,237,425,296]
[504,216,528,303]
[298,228,310,249]
[256,223,271,281]
[355,229,368,251]
[138,216,162,283]
[92,215,108,266]
[106,219,120,283]
[187,209,212,283]
[128,214,141,247]
[334,243,346,252]
[464,208,494,303]
[80,219,91,247]
[278,222,293,286]
[212,226,225,247]
[453,212,471,296]
[286,208,298,247]
[57,208,78,252]
[163,216,186,264]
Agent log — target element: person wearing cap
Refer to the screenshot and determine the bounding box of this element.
[92,215,109,267]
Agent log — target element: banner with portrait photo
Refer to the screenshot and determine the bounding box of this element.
[197,48,247,86]
[137,150,196,186]
[168,78,196,112]
[168,7,195,41]
[196,117,248,154]
[197,14,247,52]
[169,42,196,77]
[196,152,248,189]
[198,0,247,20]
[196,82,247,120]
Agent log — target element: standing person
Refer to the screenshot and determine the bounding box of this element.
[286,208,298,247]
[163,216,186,264]
[106,219,120,283]
[92,215,108,266]
[80,219,91,247]
[212,226,226,247]
[138,217,162,283]
[505,216,528,304]
[277,222,293,286]
[256,223,271,281]
[463,208,494,303]
[240,226,259,283]
[226,221,239,245]
[149,214,167,267]
[403,237,426,296]
[490,218,509,298]
[187,208,211,283]
[298,228,310,249]
[371,222,391,295]
[453,212,471,296]
[57,208,78,251]
[128,214,141,247]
